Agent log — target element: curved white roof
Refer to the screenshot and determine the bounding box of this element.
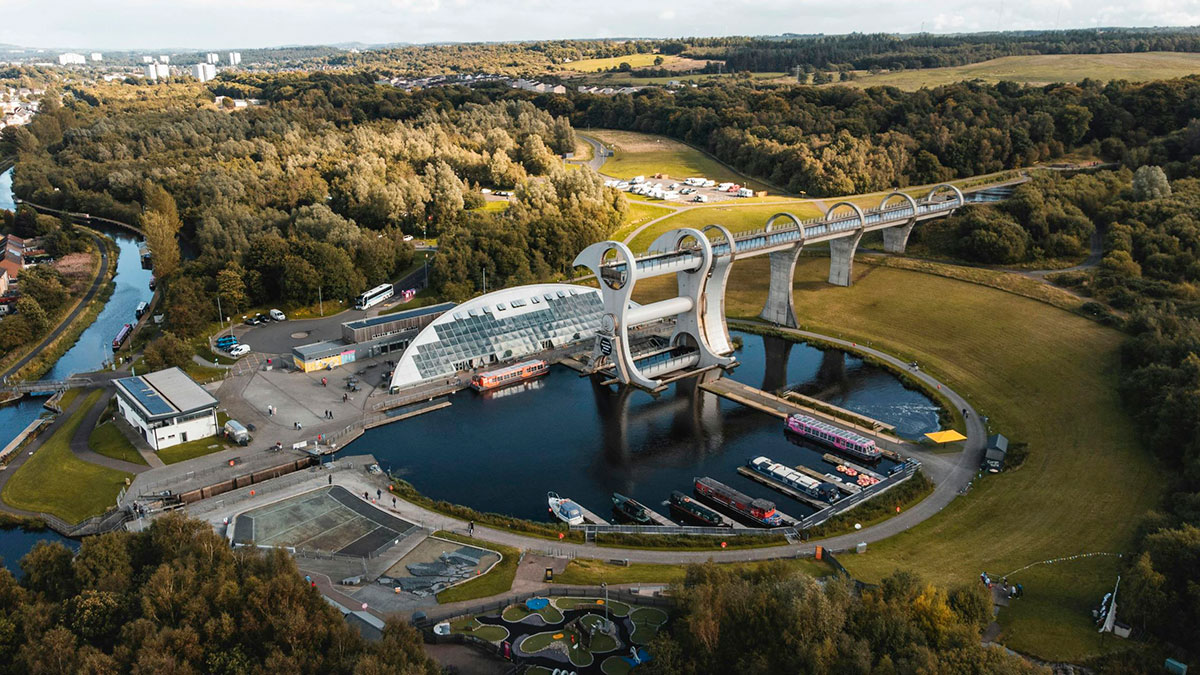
[389,283,605,390]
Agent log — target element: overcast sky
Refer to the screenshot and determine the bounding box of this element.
[3,0,1199,50]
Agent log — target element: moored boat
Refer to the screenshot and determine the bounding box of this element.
[748,456,840,503]
[785,413,881,462]
[547,491,584,526]
[693,476,782,527]
[668,490,728,527]
[472,359,549,392]
[611,492,653,525]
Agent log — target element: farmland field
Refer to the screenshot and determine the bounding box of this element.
[840,52,1200,90]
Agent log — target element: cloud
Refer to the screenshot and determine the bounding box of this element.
[660,9,677,20]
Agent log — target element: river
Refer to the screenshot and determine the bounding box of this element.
[0,167,144,570]
[351,330,941,524]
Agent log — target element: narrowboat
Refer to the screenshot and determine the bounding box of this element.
[547,491,584,526]
[112,323,132,350]
[668,490,727,527]
[693,477,782,527]
[785,413,881,462]
[135,301,148,319]
[148,275,156,291]
[611,493,652,525]
[472,359,548,392]
[748,456,840,503]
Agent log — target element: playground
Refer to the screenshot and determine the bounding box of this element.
[448,596,668,674]
[232,485,417,558]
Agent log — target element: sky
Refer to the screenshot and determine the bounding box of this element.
[2,0,1199,50]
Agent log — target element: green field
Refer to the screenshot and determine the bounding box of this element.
[634,256,1158,661]
[612,201,675,241]
[626,202,825,251]
[551,557,833,586]
[2,390,133,523]
[563,54,676,72]
[156,435,230,465]
[87,421,148,466]
[586,129,773,192]
[841,52,1200,90]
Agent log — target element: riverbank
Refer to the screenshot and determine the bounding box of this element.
[0,228,116,382]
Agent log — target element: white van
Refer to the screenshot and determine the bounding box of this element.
[229,343,251,357]
[269,309,286,321]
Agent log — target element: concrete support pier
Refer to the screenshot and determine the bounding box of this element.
[758,244,802,327]
[882,219,917,254]
[827,231,863,287]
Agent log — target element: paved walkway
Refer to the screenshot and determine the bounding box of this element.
[1,231,108,381]
[67,392,149,474]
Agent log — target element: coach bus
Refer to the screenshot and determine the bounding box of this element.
[354,283,394,310]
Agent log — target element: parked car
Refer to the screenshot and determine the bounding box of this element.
[243,315,260,326]
[216,337,238,348]
[229,344,251,357]
[269,309,286,321]
[254,312,269,323]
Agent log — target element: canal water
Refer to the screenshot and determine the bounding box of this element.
[354,330,941,525]
[0,167,144,570]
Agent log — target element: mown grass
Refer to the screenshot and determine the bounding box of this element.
[156,427,231,465]
[87,421,147,466]
[434,531,519,603]
[839,52,1200,90]
[626,202,825,252]
[612,201,675,241]
[586,129,772,191]
[632,255,1155,661]
[550,556,834,586]
[2,390,132,523]
[562,53,675,72]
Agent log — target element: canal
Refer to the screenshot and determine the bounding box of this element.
[0,167,146,569]
[353,330,941,525]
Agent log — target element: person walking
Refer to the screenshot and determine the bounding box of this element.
[376,489,382,500]
[468,521,474,536]
[343,393,348,403]
[328,474,332,485]
[322,377,327,387]
[392,497,396,508]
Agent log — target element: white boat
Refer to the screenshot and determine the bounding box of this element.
[547,491,584,526]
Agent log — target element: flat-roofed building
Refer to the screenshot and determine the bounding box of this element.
[114,367,219,451]
[292,303,454,372]
[292,340,357,373]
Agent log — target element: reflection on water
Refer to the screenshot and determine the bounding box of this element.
[354,330,941,523]
[42,230,152,380]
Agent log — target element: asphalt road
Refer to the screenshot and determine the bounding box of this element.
[1,231,108,382]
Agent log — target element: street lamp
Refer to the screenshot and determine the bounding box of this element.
[601,581,609,631]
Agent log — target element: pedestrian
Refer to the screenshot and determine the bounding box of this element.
[376,489,382,500]
[468,520,474,536]
[328,474,332,485]
[343,393,348,403]
[294,421,298,430]
[364,491,369,500]
[322,377,327,387]
[297,423,302,431]
[392,497,396,508]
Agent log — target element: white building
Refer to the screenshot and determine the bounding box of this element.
[114,367,219,451]
[159,54,170,64]
[228,51,241,66]
[190,63,216,82]
[142,55,154,63]
[144,63,170,80]
[206,52,219,64]
[90,52,103,61]
[57,53,86,65]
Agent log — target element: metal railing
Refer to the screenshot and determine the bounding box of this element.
[412,585,672,629]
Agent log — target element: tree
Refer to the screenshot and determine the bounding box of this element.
[143,332,192,371]
[163,276,209,339]
[1132,165,1171,201]
[14,297,47,336]
[215,262,248,316]
[423,160,464,233]
[142,210,181,281]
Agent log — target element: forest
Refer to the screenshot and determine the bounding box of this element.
[683,28,1200,73]
[642,562,1038,675]
[561,76,1200,197]
[0,514,438,673]
[0,77,623,354]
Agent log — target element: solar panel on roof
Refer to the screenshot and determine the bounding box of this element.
[119,377,175,417]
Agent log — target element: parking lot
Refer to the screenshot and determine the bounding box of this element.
[605,175,764,204]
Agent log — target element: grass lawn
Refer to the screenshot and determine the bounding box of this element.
[612,201,675,241]
[629,606,669,644]
[551,556,834,586]
[634,255,1157,661]
[602,656,633,675]
[434,531,519,603]
[55,388,83,411]
[586,129,772,192]
[448,617,509,643]
[155,428,232,465]
[2,390,132,523]
[521,628,593,666]
[87,421,147,466]
[470,200,510,213]
[626,202,825,252]
[840,52,1200,90]
[553,597,631,617]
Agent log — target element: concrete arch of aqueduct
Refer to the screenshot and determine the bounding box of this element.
[573,184,970,389]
